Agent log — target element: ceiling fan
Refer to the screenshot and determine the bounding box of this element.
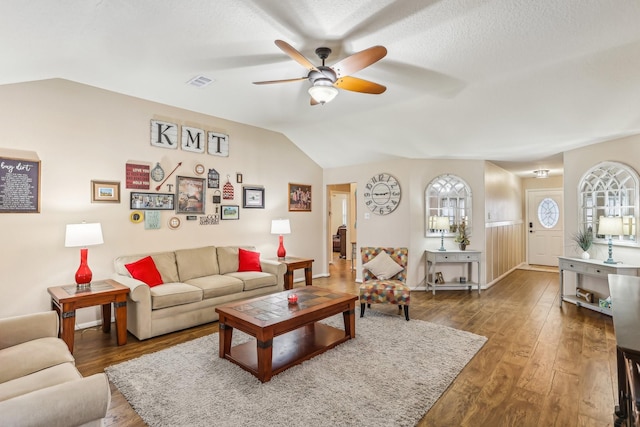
[253,40,387,105]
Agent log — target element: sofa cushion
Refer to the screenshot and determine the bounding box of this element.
[114,251,180,283]
[226,271,278,292]
[149,283,203,310]
[0,362,80,402]
[0,337,74,384]
[175,246,219,281]
[125,256,163,287]
[217,246,256,274]
[184,275,244,299]
[238,248,262,272]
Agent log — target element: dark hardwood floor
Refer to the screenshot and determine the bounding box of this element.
[73,254,617,426]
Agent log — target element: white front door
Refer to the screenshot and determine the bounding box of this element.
[527,189,563,266]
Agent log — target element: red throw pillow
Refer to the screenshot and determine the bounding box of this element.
[125,256,163,287]
[238,248,262,272]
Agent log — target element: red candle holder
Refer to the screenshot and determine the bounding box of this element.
[288,293,298,304]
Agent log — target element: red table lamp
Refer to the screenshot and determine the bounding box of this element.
[270,219,291,259]
[65,222,104,289]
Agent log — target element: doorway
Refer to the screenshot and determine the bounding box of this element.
[526,189,563,266]
[327,183,356,270]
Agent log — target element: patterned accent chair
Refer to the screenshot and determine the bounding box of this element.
[360,247,410,321]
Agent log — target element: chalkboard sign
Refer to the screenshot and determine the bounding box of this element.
[0,156,41,213]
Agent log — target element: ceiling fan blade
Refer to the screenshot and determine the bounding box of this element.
[253,76,308,85]
[275,40,319,72]
[310,97,319,106]
[335,76,386,94]
[332,46,387,78]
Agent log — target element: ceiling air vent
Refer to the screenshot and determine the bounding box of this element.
[186,75,214,88]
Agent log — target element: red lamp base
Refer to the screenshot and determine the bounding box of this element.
[277,234,286,259]
[75,248,93,289]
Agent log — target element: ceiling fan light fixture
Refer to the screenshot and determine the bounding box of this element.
[308,79,338,105]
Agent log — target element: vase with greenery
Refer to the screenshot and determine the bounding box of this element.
[572,228,593,259]
[454,218,470,250]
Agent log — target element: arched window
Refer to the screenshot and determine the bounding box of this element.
[578,161,639,245]
[425,174,472,237]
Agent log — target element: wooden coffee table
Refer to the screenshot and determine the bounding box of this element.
[215,286,357,382]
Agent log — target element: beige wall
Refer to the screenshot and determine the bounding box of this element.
[564,135,640,263]
[483,162,525,283]
[0,79,324,324]
[324,158,487,288]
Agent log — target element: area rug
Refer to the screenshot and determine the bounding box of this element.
[106,311,487,427]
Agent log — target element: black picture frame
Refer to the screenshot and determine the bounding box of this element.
[130,192,175,210]
[221,205,240,220]
[242,186,265,209]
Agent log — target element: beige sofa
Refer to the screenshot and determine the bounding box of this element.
[0,311,111,427]
[112,245,286,340]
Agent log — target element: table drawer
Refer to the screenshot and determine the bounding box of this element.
[585,265,614,277]
[560,260,588,273]
[456,253,480,262]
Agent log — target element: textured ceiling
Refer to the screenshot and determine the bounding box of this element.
[2,0,640,176]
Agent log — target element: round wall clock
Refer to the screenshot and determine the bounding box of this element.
[151,162,165,182]
[168,216,181,230]
[194,164,205,175]
[364,173,401,215]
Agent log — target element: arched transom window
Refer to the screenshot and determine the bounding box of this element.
[578,161,639,245]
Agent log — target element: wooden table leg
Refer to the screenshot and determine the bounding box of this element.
[114,300,127,346]
[343,303,356,339]
[284,270,294,290]
[304,265,313,286]
[101,303,112,333]
[60,302,76,354]
[256,329,274,382]
[218,317,233,358]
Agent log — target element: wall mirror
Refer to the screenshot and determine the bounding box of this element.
[425,174,472,237]
[578,161,639,246]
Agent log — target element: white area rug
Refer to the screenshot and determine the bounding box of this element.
[106,311,487,427]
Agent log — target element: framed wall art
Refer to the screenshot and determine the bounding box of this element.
[0,156,41,213]
[91,180,121,203]
[221,205,240,220]
[289,183,311,212]
[130,192,175,210]
[242,186,264,209]
[176,176,205,214]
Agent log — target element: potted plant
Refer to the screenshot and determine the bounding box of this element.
[454,218,470,250]
[572,228,593,259]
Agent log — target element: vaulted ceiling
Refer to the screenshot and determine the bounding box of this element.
[2,0,640,176]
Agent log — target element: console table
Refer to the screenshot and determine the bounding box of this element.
[609,274,640,426]
[424,249,481,295]
[558,257,639,316]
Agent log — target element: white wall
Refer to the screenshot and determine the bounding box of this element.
[0,79,324,325]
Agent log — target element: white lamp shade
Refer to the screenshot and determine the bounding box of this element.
[65,223,104,247]
[435,216,450,232]
[598,216,623,236]
[271,219,291,235]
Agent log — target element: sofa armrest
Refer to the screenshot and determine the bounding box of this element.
[0,312,59,350]
[111,274,150,303]
[260,259,287,290]
[0,373,111,427]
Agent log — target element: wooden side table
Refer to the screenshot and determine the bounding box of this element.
[47,279,130,353]
[274,257,314,290]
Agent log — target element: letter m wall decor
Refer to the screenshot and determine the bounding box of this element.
[150,120,178,149]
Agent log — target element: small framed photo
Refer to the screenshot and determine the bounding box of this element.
[130,192,175,210]
[221,205,240,220]
[236,173,243,183]
[92,180,120,203]
[177,176,205,214]
[435,272,445,284]
[243,186,264,208]
[289,183,311,212]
